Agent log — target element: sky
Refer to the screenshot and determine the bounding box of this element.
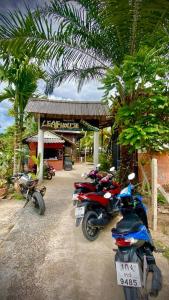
[0,0,104,133]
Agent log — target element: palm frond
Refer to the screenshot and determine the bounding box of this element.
[45,65,105,94]
[0,0,168,92]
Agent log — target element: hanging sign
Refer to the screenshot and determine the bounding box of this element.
[41,119,80,130]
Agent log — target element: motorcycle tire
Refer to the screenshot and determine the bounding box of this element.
[47,173,52,180]
[82,210,100,241]
[123,286,149,300]
[32,191,46,215]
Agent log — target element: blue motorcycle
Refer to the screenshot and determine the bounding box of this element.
[105,173,162,299]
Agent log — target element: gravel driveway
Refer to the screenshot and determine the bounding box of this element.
[0,164,169,300]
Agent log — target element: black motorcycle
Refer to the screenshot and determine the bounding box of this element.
[12,173,46,215]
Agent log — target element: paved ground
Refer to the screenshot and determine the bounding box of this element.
[0,163,169,300]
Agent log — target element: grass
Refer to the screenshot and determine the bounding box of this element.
[12,192,24,201]
[155,240,169,261]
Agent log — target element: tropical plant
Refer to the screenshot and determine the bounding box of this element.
[0,55,44,173]
[0,126,15,179]
[0,0,168,90]
[102,45,169,181]
[99,152,112,171]
[0,179,7,188]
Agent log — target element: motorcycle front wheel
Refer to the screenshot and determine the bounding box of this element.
[82,210,100,241]
[32,191,46,215]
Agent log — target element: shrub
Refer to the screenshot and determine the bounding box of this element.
[99,152,112,171]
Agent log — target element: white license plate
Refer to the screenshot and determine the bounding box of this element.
[116,262,142,287]
[75,206,85,218]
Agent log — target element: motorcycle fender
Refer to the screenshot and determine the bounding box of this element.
[75,202,89,226]
[75,217,83,227]
[35,186,46,196]
[115,247,139,263]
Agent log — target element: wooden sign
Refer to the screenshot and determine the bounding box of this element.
[41,119,80,130]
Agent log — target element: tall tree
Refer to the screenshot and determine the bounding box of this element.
[0,55,44,173]
[102,45,169,181]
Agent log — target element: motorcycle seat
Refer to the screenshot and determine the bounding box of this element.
[113,213,143,234]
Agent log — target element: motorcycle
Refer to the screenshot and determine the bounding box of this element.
[32,164,55,180]
[109,173,162,299]
[12,173,46,215]
[74,176,121,241]
[44,165,55,180]
[73,164,102,196]
[72,166,116,204]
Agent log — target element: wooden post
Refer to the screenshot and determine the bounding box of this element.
[151,158,158,231]
[93,131,99,166]
[37,114,44,182]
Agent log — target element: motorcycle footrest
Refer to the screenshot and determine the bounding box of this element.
[23,200,29,208]
[146,255,156,266]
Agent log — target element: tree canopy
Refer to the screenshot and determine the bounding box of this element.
[0,0,168,91]
[102,45,169,152]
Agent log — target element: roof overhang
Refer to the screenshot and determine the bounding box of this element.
[25,99,113,129]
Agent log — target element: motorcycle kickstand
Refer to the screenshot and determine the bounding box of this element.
[23,200,29,208]
[23,191,30,208]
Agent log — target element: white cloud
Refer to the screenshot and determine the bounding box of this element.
[37,79,104,101]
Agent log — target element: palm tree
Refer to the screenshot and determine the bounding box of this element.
[0,55,44,173]
[0,0,168,175]
[0,0,168,90]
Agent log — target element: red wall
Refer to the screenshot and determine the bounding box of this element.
[28,142,64,171]
[138,152,169,185]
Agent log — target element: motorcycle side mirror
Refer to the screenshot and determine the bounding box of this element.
[104,192,112,199]
[128,173,135,181]
[109,166,115,172]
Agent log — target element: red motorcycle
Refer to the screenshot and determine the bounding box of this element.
[72,166,116,204]
[74,178,121,241]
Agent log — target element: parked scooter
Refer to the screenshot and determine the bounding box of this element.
[11,173,46,215]
[109,173,162,299]
[74,178,121,241]
[73,164,102,197]
[32,163,55,180]
[72,166,117,204]
[44,165,55,180]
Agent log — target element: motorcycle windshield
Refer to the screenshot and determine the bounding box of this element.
[118,184,132,198]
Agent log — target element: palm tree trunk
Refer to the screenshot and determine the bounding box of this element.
[18,119,23,172]
[13,93,20,174]
[13,118,19,174]
[119,145,136,186]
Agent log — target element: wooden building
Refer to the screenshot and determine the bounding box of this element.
[25,99,112,180]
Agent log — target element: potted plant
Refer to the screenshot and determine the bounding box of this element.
[0,179,8,198]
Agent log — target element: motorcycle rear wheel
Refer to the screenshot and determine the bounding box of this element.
[82,210,100,241]
[123,285,149,300]
[47,173,52,180]
[32,191,46,215]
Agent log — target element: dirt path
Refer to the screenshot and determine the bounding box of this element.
[0,164,169,300]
